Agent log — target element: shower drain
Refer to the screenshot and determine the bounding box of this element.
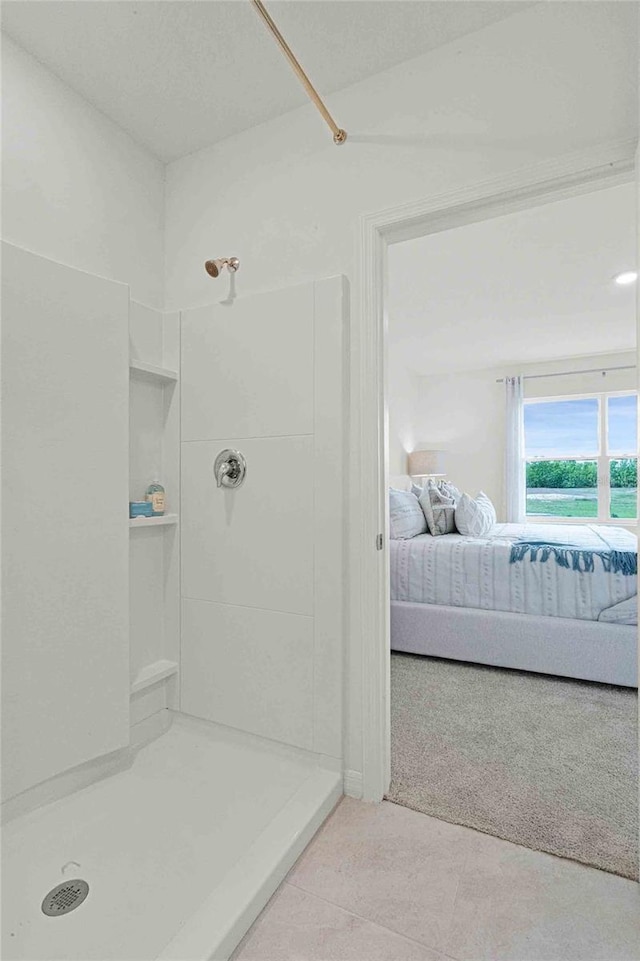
[41,880,89,917]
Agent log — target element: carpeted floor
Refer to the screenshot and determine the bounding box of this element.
[388,653,638,879]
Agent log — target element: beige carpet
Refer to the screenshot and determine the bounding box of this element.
[388,653,638,879]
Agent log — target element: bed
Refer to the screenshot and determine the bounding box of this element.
[390,520,638,687]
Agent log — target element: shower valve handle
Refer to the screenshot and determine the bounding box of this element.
[214,449,247,489]
[216,461,232,487]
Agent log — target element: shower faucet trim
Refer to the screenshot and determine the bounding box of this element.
[214,449,247,489]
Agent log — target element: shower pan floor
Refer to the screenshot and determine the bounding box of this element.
[2,713,341,961]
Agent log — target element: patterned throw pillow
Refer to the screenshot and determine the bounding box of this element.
[437,480,462,503]
[455,491,497,537]
[389,489,428,539]
[418,480,459,536]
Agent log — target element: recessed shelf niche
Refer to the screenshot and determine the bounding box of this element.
[129,301,181,730]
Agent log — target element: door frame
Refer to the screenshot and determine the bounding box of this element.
[355,137,638,803]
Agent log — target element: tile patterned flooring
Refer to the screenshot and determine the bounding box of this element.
[232,798,640,961]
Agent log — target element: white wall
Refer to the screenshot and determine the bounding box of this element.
[1,34,165,309]
[1,39,170,798]
[2,243,130,801]
[164,2,636,311]
[179,279,346,758]
[163,2,638,780]
[410,352,637,521]
[413,366,506,511]
[388,349,421,477]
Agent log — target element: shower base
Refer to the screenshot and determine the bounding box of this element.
[1,713,341,961]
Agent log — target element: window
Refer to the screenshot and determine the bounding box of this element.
[524,391,637,522]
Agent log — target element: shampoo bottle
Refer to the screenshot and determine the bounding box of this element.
[145,479,166,516]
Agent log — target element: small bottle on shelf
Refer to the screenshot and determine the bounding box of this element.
[145,479,166,516]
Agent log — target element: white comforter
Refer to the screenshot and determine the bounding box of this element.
[390,523,637,624]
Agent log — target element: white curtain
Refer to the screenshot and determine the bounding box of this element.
[505,375,526,523]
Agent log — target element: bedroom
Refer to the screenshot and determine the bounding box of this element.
[387,180,638,881]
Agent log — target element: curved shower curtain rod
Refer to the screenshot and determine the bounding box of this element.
[251,0,347,145]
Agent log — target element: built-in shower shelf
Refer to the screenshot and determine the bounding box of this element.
[129,513,179,529]
[129,360,179,383]
[131,659,179,695]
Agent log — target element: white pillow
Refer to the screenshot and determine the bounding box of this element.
[418,480,458,536]
[455,491,496,537]
[389,489,427,539]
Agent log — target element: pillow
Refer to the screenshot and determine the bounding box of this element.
[455,491,496,537]
[437,479,462,503]
[418,480,458,536]
[389,489,427,539]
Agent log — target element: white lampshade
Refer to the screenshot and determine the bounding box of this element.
[408,449,447,477]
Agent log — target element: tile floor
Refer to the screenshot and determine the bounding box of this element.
[232,797,640,961]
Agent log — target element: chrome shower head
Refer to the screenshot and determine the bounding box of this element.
[205,257,240,278]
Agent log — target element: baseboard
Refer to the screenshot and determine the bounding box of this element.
[343,769,363,799]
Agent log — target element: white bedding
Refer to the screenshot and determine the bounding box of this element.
[390,523,637,624]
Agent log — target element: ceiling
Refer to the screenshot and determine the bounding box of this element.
[1,0,534,161]
[388,182,637,376]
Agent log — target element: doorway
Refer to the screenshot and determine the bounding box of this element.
[356,143,639,881]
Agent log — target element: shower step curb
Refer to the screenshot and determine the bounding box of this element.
[156,766,342,961]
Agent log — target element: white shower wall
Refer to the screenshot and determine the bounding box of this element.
[180,278,347,759]
[1,38,172,802]
[1,243,130,802]
[1,33,348,803]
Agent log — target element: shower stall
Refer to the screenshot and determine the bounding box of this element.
[1,240,348,960]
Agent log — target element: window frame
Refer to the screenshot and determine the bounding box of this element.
[523,389,637,525]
